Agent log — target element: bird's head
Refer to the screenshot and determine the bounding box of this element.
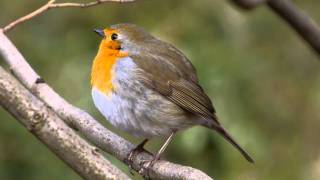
[94,23,155,55]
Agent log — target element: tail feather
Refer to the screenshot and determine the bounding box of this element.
[213,125,254,163]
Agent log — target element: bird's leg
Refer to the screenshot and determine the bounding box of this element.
[125,139,149,174]
[139,131,176,177]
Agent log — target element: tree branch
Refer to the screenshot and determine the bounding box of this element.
[0,29,213,179]
[0,66,130,180]
[230,0,320,56]
[2,0,134,33]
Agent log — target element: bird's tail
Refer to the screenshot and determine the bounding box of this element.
[210,124,254,163]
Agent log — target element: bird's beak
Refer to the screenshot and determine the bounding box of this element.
[93,28,105,38]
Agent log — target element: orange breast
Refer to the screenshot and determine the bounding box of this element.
[91,42,128,95]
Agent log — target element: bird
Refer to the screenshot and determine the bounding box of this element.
[90,23,254,172]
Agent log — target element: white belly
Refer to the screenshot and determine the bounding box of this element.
[91,57,195,138]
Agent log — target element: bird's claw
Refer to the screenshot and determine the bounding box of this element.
[125,150,138,175]
[124,145,146,175]
[138,157,159,179]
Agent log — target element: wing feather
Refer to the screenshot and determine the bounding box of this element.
[131,53,219,125]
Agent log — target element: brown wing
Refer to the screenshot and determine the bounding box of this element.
[130,51,219,126]
[130,50,254,163]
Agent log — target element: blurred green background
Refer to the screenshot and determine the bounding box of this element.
[0,0,320,179]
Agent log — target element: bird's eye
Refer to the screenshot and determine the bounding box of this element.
[111,33,118,40]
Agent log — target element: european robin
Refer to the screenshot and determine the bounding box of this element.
[91,23,253,171]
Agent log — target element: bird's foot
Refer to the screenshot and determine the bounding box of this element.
[138,155,160,179]
[125,149,142,175]
[125,140,148,175]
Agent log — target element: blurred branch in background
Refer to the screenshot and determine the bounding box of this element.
[231,0,320,56]
[0,0,213,179]
[0,66,129,180]
[2,0,135,33]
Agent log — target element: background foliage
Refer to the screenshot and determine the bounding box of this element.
[0,0,319,179]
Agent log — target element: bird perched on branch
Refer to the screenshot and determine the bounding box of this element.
[91,23,253,172]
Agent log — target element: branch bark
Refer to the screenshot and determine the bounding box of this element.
[0,66,129,180]
[0,29,213,179]
[231,0,320,56]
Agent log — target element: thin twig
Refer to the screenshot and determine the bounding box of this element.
[0,30,213,180]
[3,0,55,32]
[2,0,134,33]
[51,0,135,8]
